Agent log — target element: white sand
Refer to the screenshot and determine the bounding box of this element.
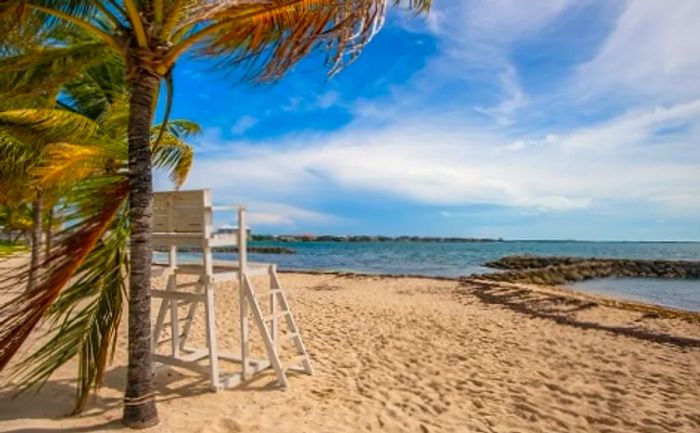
[1,264,699,432]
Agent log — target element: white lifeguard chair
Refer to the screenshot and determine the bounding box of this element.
[150,189,312,390]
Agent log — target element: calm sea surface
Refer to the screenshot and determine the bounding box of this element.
[569,278,700,312]
[241,240,700,276]
[185,241,700,311]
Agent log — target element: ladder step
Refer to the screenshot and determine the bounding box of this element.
[151,289,205,302]
[175,281,202,289]
[263,311,289,323]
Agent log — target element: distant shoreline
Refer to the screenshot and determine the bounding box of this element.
[251,235,700,244]
[252,235,502,243]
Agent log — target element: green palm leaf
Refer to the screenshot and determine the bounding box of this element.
[0,108,100,145]
[0,41,112,107]
[12,190,129,413]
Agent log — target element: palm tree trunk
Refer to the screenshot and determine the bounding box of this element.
[121,69,160,429]
[28,190,42,292]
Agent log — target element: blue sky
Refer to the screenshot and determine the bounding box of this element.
[155,0,700,241]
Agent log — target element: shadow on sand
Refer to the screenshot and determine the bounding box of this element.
[463,280,700,348]
[1,357,292,432]
[0,364,210,432]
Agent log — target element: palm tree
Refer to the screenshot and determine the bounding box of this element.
[0,107,64,292]
[0,1,431,428]
[0,44,196,412]
[0,107,74,292]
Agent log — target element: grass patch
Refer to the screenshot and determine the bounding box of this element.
[0,240,26,256]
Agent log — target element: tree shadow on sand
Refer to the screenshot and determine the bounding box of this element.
[0,363,211,432]
[0,377,122,432]
[462,280,700,348]
[1,358,294,432]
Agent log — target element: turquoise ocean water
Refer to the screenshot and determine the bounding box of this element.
[174,241,700,311]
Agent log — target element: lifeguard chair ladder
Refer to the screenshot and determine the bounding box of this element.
[150,189,312,390]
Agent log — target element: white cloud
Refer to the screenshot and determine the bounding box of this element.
[432,0,570,47]
[474,64,527,125]
[281,97,301,112]
[245,202,339,227]
[314,90,340,109]
[185,98,700,216]
[206,200,338,229]
[391,0,572,124]
[280,90,340,113]
[231,115,258,135]
[574,0,700,103]
[557,99,700,153]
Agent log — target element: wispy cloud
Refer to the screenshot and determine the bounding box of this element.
[419,0,570,122]
[314,90,340,109]
[245,202,340,227]
[280,90,341,113]
[209,201,338,228]
[573,0,700,104]
[231,115,258,135]
[474,64,527,125]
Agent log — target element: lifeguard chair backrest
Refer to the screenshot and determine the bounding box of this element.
[153,189,213,239]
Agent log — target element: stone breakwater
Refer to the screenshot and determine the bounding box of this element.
[477,255,700,285]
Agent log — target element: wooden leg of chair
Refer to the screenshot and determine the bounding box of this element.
[240,279,249,380]
[204,283,220,391]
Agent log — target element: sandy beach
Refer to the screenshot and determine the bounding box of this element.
[1,260,699,433]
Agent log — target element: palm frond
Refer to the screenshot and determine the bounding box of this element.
[168,0,431,80]
[12,198,129,412]
[161,0,196,40]
[25,1,98,18]
[0,41,112,107]
[36,141,125,188]
[95,92,130,138]
[152,70,175,148]
[0,178,129,371]
[0,108,100,147]
[152,119,198,188]
[0,130,40,181]
[0,1,120,52]
[164,118,202,137]
[55,49,125,120]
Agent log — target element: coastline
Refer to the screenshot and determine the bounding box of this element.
[222,240,700,286]
[1,257,699,432]
[278,266,700,316]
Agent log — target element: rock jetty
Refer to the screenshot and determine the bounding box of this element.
[477,255,700,285]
